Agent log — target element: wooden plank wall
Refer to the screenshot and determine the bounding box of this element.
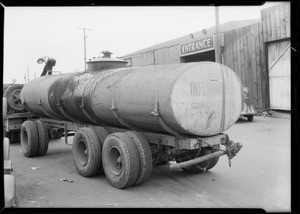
[224,22,267,110]
[261,2,290,42]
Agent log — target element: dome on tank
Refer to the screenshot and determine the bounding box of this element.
[86,51,128,72]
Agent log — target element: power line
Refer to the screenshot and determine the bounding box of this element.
[76,27,93,71]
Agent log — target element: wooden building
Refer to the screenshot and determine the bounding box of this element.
[121,2,290,112]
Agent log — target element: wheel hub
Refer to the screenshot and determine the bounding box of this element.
[77,140,88,166]
[108,147,123,176]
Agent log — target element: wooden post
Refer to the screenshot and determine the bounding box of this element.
[215,6,222,64]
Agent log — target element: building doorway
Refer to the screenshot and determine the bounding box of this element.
[267,39,290,111]
[180,50,215,63]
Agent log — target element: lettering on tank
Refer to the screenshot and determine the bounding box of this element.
[190,81,221,97]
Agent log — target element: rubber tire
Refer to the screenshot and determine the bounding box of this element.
[72,127,102,177]
[102,132,140,189]
[125,131,153,186]
[247,115,254,122]
[20,120,39,157]
[91,126,109,174]
[35,120,49,156]
[91,126,109,146]
[4,84,25,112]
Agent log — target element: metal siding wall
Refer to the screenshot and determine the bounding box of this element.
[155,48,168,65]
[130,45,180,67]
[154,46,181,65]
[131,51,155,66]
[168,46,181,64]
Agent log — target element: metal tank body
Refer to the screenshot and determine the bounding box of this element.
[21,62,243,136]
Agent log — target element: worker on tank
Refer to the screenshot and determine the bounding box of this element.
[38,57,56,76]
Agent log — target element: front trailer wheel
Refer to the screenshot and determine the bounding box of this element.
[102,132,140,189]
[20,120,39,157]
[72,127,102,177]
[35,120,49,156]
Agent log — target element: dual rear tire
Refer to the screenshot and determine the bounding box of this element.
[102,131,153,188]
[72,128,153,189]
[20,120,49,157]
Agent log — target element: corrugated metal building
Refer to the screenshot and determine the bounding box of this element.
[121,2,290,112]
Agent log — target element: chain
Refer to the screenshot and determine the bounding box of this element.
[225,141,243,167]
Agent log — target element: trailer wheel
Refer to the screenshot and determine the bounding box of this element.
[35,120,49,156]
[125,131,153,186]
[91,126,109,174]
[72,127,102,177]
[20,120,39,157]
[246,115,254,122]
[4,84,25,112]
[92,126,109,146]
[102,132,140,189]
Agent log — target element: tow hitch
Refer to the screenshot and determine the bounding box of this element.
[170,140,243,170]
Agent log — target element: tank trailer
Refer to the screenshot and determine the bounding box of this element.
[19,52,243,189]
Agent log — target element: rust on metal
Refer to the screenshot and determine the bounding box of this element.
[21,62,243,137]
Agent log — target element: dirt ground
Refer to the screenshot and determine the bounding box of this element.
[9,115,290,211]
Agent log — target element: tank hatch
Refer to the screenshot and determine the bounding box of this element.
[86,50,128,72]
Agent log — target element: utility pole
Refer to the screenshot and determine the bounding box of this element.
[76,27,93,71]
[24,73,27,83]
[214,6,222,64]
[27,65,30,82]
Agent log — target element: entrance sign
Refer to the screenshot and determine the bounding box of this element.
[179,36,214,57]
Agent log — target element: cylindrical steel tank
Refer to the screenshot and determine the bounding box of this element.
[21,62,243,136]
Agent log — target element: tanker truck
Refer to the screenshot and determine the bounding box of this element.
[19,52,243,189]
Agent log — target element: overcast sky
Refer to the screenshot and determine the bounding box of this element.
[3,3,280,84]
